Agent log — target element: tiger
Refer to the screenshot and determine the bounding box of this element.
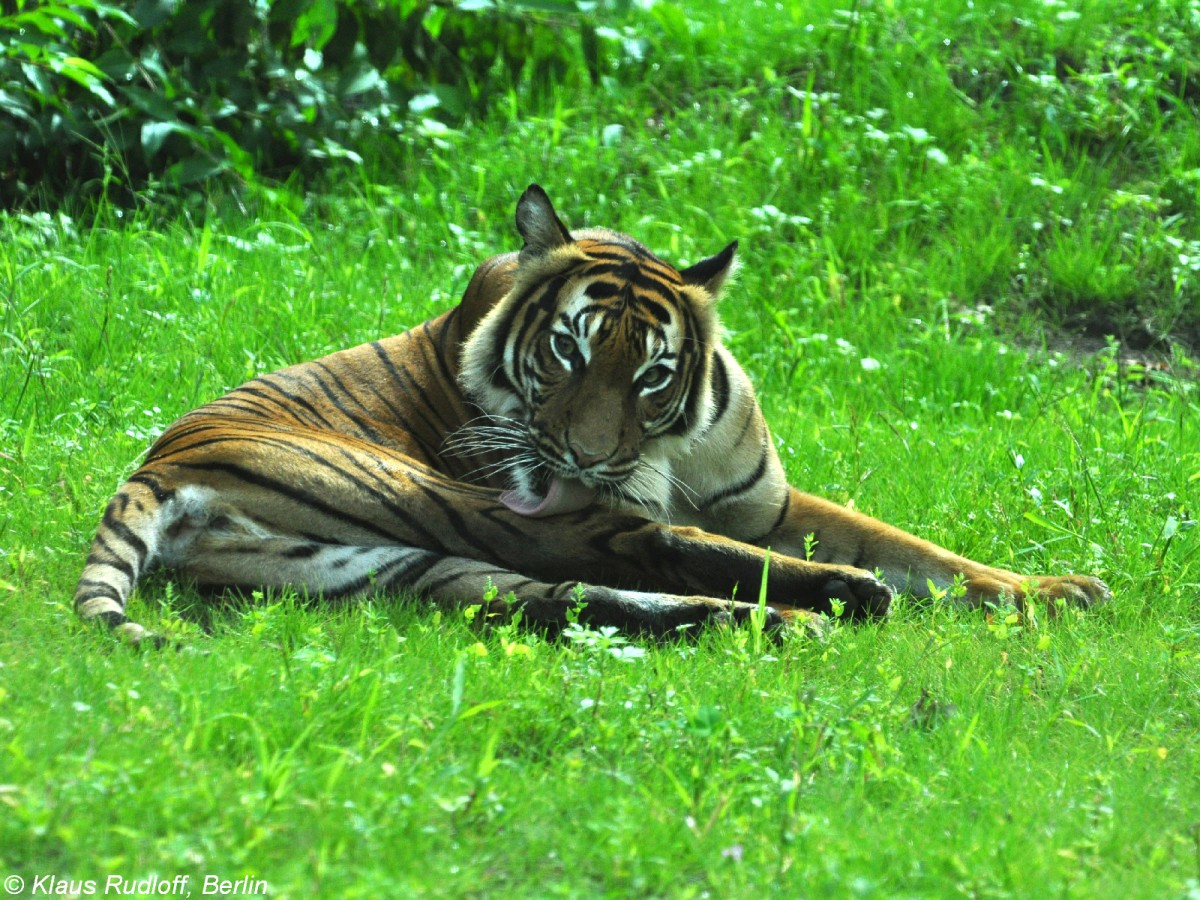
[74,184,1110,644]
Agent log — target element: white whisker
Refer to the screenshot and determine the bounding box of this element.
[443,415,532,459]
[611,465,674,523]
[634,457,698,511]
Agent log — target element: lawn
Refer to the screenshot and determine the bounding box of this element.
[2,0,1199,896]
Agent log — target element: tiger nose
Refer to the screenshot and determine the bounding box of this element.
[569,440,611,469]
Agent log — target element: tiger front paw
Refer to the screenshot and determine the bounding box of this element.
[714,602,829,640]
[815,570,894,621]
[708,600,788,631]
[1026,574,1111,610]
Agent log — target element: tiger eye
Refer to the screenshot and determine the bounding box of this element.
[551,332,576,362]
[640,365,671,390]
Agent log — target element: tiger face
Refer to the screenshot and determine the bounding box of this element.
[459,186,738,518]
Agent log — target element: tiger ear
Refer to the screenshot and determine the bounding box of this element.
[680,240,739,297]
[516,184,574,261]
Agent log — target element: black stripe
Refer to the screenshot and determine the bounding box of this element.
[583,248,644,262]
[330,548,442,597]
[637,297,672,324]
[421,321,469,431]
[661,353,702,438]
[421,566,518,598]
[701,442,770,510]
[171,459,403,543]
[126,472,177,504]
[282,543,321,559]
[147,419,233,457]
[75,583,123,604]
[150,431,267,462]
[377,550,443,591]
[709,352,731,426]
[584,262,680,305]
[87,543,135,581]
[586,281,618,300]
[367,342,449,439]
[250,376,340,430]
[770,491,790,533]
[205,396,277,419]
[630,271,680,307]
[222,386,316,427]
[582,247,679,276]
[747,491,792,546]
[502,577,541,596]
[102,505,148,561]
[309,361,388,443]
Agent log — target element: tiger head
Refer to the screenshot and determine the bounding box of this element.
[459,185,737,518]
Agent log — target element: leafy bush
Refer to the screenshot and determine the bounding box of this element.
[0,0,621,206]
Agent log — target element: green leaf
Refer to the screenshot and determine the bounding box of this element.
[51,57,115,106]
[121,85,180,121]
[20,62,54,98]
[650,2,690,42]
[457,700,507,721]
[0,89,34,123]
[1022,511,1076,538]
[506,0,581,12]
[163,154,227,186]
[141,119,206,160]
[338,63,382,97]
[132,0,176,29]
[2,10,65,38]
[62,56,107,80]
[206,129,256,179]
[291,0,339,50]
[1160,515,1179,542]
[21,408,36,462]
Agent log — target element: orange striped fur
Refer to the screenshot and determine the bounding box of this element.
[76,185,1108,643]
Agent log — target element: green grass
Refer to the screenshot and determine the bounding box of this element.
[3,0,1200,895]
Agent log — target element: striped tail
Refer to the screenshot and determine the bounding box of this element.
[74,476,172,644]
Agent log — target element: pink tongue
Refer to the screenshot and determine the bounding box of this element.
[501,476,598,517]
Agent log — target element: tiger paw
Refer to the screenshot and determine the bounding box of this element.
[709,600,788,632]
[1025,574,1111,610]
[816,570,894,621]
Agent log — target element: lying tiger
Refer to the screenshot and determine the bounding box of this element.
[75,185,1109,643]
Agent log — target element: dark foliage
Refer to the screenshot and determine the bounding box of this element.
[0,0,622,206]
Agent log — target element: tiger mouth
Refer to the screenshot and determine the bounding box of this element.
[501,474,599,517]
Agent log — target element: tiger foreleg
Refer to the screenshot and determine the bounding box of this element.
[180,532,798,636]
[592,523,894,621]
[766,488,1111,611]
[173,499,890,631]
